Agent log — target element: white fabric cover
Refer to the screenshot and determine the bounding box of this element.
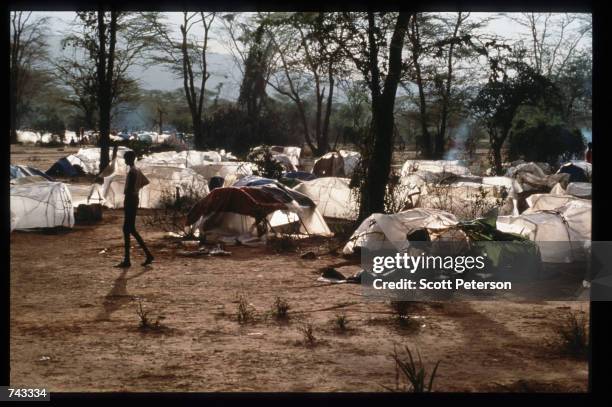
[338,150,361,176]
[401,160,471,177]
[565,182,591,199]
[293,177,358,220]
[96,162,209,209]
[65,147,132,174]
[496,199,591,262]
[271,146,301,167]
[137,150,223,168]
[343,208,463,254]
[191,162,256,186]
[10,181,74,231]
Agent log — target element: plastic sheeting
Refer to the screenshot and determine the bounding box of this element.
[496,199,591,262]
[10,181,75,231]
[191,162,256,186]
[271,146,301,168]
[293,177,359,220]
[65,146,132,175]
[137,150,224,168]
[401,160,471,177]
[343,208,463,254]
[95,161,210,209]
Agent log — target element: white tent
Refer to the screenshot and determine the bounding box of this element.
[496,199,591,262]
[343,208,463,255]
[338,150,361,176]
[293,177,359,220]
[16,130,75,145]
[10,181,75,231]
[400,160,471,177]
[191,162,256,185]
[551,182,591,199]
[65,146,132,174]
[95,162,210,209]
[137,150,224,168]
[271,146,301,168]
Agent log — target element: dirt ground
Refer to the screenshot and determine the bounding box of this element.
[10,145,589,392]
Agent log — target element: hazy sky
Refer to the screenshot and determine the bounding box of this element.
[28,11,592,98]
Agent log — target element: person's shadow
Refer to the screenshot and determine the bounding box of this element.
[95,268,150,321]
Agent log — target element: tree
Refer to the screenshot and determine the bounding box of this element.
[265,12,345,155]
[149,12,216,150]
[470,48,563,174]
[62,11,154,171]
[333,12,411,220]
[10,11,49,144]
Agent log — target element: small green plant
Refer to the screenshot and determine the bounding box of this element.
[299,321,317,346]
[387,345,440,393]
[334,313,349,332]
[555,310,589,358]
[237,295,255,325]
[272,296,290,321]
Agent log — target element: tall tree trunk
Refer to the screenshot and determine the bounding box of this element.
[97,10,117,172]
[359,12,410,221]
[409,16,432,158]
[436,13,462,159]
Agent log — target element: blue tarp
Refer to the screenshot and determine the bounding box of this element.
[46,157,81,177]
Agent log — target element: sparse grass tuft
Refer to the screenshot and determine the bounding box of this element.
[390,301,412,321]
[555,310,589,358]
[272,296,290,321]
[334,313,349,332]
[237,295,255,325]
[136,300,165,332]
[299,321,317,346]
[386,345,440,393]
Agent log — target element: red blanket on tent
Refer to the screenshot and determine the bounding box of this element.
[186,186,290,225]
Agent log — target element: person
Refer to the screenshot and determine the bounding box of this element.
[115,151,154,268]
[585,142,592,163]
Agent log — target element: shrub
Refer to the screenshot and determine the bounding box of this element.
[555,310,589,358]
[237,295,255,325]
[508,121,585,166]
[334,314,349,332]
[272,296,290,321]
[247,145,284,179]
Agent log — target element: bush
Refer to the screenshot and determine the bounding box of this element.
[202,104,300,155]
[554,310,589,358]
[247,145,284,179]
[508,121,585,166]
[388,345,440,392]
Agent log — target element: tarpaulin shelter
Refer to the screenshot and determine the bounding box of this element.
[186,185,332,242]
[11,165,53,181]
[343,208,463,255]
[10,181,75,231]
[401,160,472,178]
[312,152,345,177]
[496,199,591,263]
[557,162,590,183]
[293,177,358,220]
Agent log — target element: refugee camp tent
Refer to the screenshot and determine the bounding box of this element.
[401,160,472,177]
[16,130,74,145]
[496,199,591,262]
[525,193,590,211]
[343,208,463,255]
[137,150,223,168]
[47,146,133,176]
[312,152,346,177]
[338,150,361,176]
[270,146,301,168]
[10,165,53,181]
[10,181,75,231]
[95,161,210,209]
[551,182,592,199]
[505,162,570,193]
[557,162,590,183]
[46,157,83,177]
[293,177,359,220]
[186,185,332,243]
[191,162,256,186]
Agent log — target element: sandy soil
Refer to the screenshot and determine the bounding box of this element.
[10,145,588,392]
